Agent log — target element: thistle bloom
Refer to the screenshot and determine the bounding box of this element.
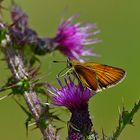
[47,77,96,139]
[9,4,52,55]
[9,4,38,46]
[11,4,28,28]
[53,15,100,61]
[9,5,100,59]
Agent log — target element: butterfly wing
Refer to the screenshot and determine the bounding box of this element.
[74,62,126,92]
[74,64,99,91]
[92,63,126,90]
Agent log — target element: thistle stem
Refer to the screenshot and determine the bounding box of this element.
[2,41,59,140]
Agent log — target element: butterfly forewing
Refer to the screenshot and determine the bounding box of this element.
[92,63,126,90]
[74,65,98,91]
[73,61,126,92]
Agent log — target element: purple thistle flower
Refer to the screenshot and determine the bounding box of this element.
[47,77,96,139]
[11,4,28,28]
[48,77,93,110]
[53,15,100,61]
[9,4,55,55]
[9,4,38,46]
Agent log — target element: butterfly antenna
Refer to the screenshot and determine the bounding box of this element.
[53,60,66,63]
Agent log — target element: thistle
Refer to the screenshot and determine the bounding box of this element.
[0,2,139,140]
[52,15,100,61]
[47,77,97,139]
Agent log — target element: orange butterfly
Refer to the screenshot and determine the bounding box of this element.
[67,60,126,92]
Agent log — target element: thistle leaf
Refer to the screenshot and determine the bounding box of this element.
[111,100,140,140]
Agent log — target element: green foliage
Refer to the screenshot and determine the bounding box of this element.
[9,79,30,95]
[38,116,49,129]
[0,28,7,42]
[111,100,140,140]
[0,1,139,140]
[13,98,33,135]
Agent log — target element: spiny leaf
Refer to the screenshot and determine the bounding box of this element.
[13,98,33,135]
[49,111,64,122]
[13,97,31,116]
[25,115,34,136]
[111,100,140,140]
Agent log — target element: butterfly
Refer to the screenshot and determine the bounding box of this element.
[66,60,126,92]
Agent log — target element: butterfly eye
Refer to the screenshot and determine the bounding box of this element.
[67,61,72,68]
[67,58,73,68]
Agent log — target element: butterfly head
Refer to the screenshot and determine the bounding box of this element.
[67,58,73,68]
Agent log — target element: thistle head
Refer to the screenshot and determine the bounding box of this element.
[48,77,93,111]
[47,77,95,139]
[9,4,37,46]
[52,15,100,61]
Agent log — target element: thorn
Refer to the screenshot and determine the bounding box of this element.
[102,128,106,140]
[0,93,11,101]
[43,102,53,106]
[0,83,18,92]
[118,106,121,116]
[28,122,36,127]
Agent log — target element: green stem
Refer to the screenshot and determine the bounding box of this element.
[111,100,140,140]
[2,37,59,139]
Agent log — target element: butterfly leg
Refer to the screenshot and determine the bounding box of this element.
[72,71,85,90]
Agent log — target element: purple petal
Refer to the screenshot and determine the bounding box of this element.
[53,15,100,60]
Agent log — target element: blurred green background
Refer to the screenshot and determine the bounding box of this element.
[0,0,140,140]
